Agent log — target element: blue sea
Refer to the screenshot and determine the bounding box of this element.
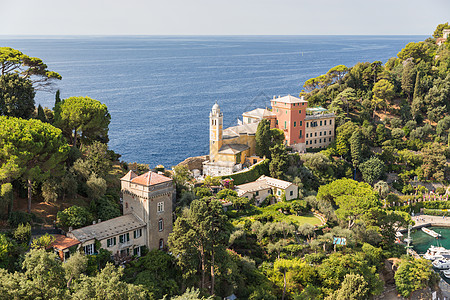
[0,35,426,168]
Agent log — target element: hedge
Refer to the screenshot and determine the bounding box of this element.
[390,201,450,214]
[219,159,270,185]
[423,209,450,217]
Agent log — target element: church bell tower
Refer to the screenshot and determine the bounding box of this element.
[209,102,223,162]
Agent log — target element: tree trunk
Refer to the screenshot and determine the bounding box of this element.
[27,179,32,213]
[72,129,77,148]
[210,248,215,295]
[67,276,73,288]
[200,247,205,292]
[282,269,287,300]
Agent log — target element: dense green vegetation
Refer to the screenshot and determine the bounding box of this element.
[2,24,450,299]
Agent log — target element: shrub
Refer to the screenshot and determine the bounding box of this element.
[57,205,93,229]
[8,211,34,228]
[13,223,31,244]
[42,179,60,203]
[220,159,270,185]
[86,173,107,200]
[90,194,121,221]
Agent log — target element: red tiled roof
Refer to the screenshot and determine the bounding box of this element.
[50,234,80,250]
[131,171,172,186]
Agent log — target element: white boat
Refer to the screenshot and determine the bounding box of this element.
[433,258,450,269]
[443,270,450,279]
[422,227,442,238]
[423,245,450,260]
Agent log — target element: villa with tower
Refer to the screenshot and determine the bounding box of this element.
[64,170,175,260]
[203,95,335,177]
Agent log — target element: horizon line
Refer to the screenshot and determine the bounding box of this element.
[0,34,430,38]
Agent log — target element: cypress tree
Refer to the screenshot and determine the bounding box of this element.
[37,104,47,123]
[412,71,421,100]
[255,119,271,158]
[54,90,61,108]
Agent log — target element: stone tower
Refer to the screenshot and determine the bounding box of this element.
[209,102,223,162]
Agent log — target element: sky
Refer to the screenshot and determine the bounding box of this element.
[0,0,449,35]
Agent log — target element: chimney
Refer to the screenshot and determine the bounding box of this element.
[98,219,101,223]
[93,221,96,225]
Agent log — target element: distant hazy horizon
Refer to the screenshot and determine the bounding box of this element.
[0,0,448,36]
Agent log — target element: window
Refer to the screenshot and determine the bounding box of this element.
[285,110,287,114]
[299,130,302,138]
[300,121,302,126]
[107,237,116,247]
[284,121,286,129]
[319,139,322,143]
[277,190,281,196]
[157,202,164,213]
[276,120,278,125]
[119,233,130,244]
[84,244,94,255]
[133,247,141,257]
[134,228,142,239]
[315,132,317,137]
[314,140,317,144]
[324,120,327,125]
[290,191,293,196]
[330,120,333,125]
[324,131,326,136]
[255,191,259,196]
[159,239,164,250]
[329,137,332,142]
[159,219,164,232]
[120,248,129,256]
[299,110,301,114]
[329,130,331,135]
[319,132,322,136]
[294,121,296,127]
[306,133,308,138]
[306,141,308,145]
[306,122,309,128]
[320,121,322,126]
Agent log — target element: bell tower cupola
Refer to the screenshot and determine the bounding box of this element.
[209,101,223,162]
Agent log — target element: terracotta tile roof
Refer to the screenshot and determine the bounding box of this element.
[131,171,172,186]
[50,234,80,250]
[121,170,138,181]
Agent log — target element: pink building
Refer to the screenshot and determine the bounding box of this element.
[270,95,308,151]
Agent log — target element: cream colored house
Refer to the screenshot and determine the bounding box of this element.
[66,170,175,259]
[68,214,146,257]
[305,108,335,149]
[236,175,298,205]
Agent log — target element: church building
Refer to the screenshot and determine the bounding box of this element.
[203,95,336,177]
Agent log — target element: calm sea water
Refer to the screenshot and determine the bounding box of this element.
[0,35,426,167]
[411,226,450,254]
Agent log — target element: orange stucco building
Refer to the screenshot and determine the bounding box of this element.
[271,95,308,151]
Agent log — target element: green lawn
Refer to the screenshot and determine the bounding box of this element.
[282,214,322,226]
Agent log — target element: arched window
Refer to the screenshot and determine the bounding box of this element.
[125,202,128,209]
[159,239,164,250]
